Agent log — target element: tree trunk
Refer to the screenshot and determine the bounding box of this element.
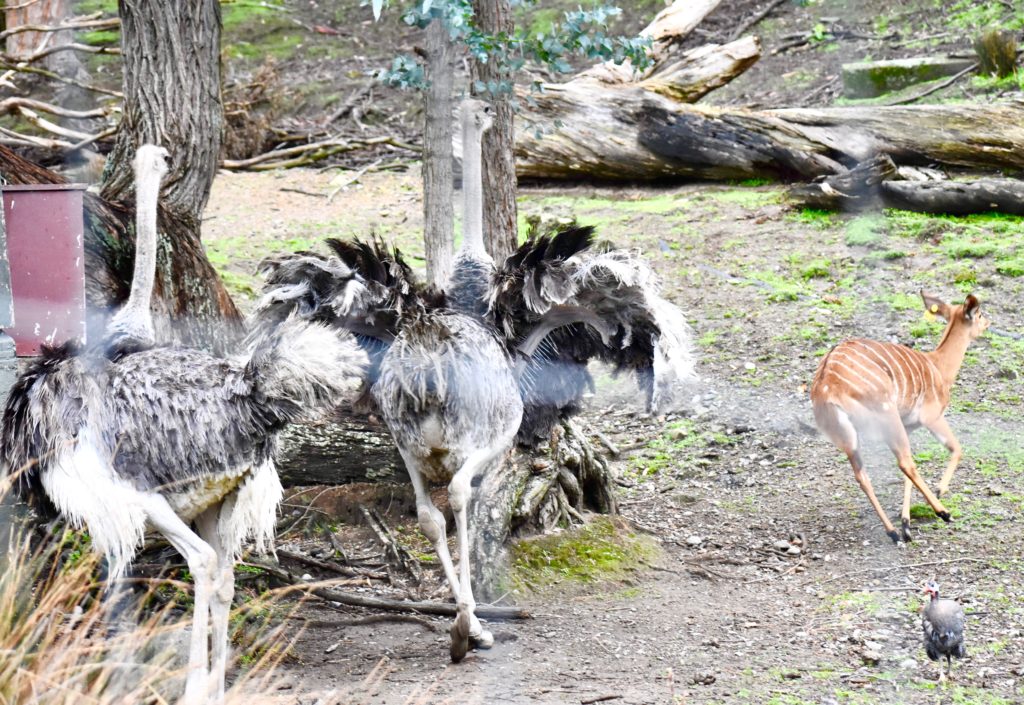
[4,0,71,69]
[422,20,456,289]
[470,420,619,600]
[97,0,240,350]
[514,95,1024,181]
[787,153,1024,216]
[472,0,517,261]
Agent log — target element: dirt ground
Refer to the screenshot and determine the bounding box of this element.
[194,1,1024,703]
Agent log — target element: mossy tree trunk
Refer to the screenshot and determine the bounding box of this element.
[470,421,618,600]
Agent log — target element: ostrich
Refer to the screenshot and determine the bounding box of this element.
[255,99,696,661]
[1,145,368,704]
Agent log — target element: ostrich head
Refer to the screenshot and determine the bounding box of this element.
[133,144,170,181]
[459,98,494,135]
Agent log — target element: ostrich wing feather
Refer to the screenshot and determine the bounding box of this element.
[489,226,697,444]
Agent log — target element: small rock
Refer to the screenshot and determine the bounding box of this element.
[899,658,917,670]
[996,366,1019,380]
[773,539,792,551]
[669,427,689,441]
[861,649,882,666]
[301,573,313,581]
[987,485,1005,496]
[786,545,802,556]
[692,671,716,685]
[743,362,757,371]
[685,535,704,547]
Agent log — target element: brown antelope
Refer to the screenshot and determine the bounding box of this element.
[810,292,989,543]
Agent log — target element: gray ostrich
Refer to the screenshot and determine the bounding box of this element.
[257,100,697,662]
[1,145,368,704]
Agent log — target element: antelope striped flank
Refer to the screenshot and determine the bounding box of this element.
[810,292,989,544]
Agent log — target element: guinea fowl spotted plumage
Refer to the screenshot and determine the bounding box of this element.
[922,580,966,680]
[254,99,697,662]
[0,145,368,704]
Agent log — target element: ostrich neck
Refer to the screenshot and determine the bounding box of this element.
[127,172,160,315]
[461,125,486,256]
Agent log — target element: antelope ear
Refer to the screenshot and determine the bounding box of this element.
[920,291,952,321]
[963,294,980,321]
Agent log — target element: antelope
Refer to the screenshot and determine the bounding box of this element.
[810,291,989,543]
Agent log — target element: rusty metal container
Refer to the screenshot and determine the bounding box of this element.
[1,184,87,356]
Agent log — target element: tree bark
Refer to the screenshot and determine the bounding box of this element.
[4,0,71,68]
[422,20,456,289]
[470,420,619,600]
[514,95,1024,181]
[471,0,517,261]
[98,0,240,350]
[787,153,1024,216]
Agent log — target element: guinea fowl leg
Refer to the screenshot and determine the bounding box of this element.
[142,495,218,705]
[196,503,235,703]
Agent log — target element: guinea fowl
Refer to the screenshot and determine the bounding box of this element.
[255,99,696,662]
[922,580,966,681]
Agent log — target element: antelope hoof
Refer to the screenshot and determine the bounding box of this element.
[470,628,494,649]
[900,520,914,543]
[886,529,901,545]
[449,611,472,663]
[937,510,952,523]
[937,485,950,498]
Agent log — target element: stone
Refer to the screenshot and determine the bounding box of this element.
[842,56,978,98]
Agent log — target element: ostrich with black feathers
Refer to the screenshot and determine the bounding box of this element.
[255,99,697,662]
[0,145,368,704]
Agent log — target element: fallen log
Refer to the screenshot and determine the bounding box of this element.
[514,97,1024,181]
[787,153,1024,216]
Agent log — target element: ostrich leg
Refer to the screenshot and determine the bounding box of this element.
[447,436,514,662]
[196,503,235,702]
[142,496,218,705]
[401,449,462,598]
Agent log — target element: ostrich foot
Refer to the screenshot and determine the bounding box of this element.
[449,610,472,663]
[469,627,494,649]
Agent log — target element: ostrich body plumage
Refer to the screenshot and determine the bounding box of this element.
[374,309,522,485]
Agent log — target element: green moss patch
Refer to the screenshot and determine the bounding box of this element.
[509,517,658,592]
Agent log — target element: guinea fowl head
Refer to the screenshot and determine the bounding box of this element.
[923,580,940,600]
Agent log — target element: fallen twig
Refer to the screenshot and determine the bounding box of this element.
[326,158,381,203]
[581,695,622,705]
[221,135,419,170]
[813,557,992,586]
[882,63,978,106]
[360,505,422,584]
[249,559,530,619]
[276,548,389,581]
[0,15,118,42]
[0,61,123,97]
[287,613,441,632]
[728,0,787,41]
[0,97,109,120]
[279,187,324,198]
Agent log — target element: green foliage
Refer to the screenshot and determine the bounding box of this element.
[844,214,885,246]
[373,0,651,91]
